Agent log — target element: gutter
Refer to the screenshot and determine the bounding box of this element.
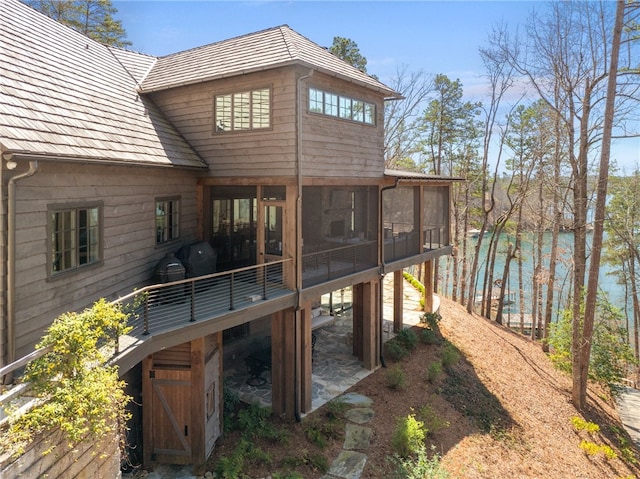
[378,176,401,369]
[5,159,39,379]
[294,69,314,422]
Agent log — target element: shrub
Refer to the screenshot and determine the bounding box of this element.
[579,440,617,460]
[422,312,442,330]
[548,296,638,395]
[391,413,427,457]
[421,328,440,345]
[3,299,132,457]
[325,398,348,420]
[386,364,407,390]
[396,328,419,351]
[426,361,443,383]
[571,416,600,434]
[390,444,449,479]
[303,418,342,449]
[386,339,409,361]
[418,404,450,435]
[441,341,461,370]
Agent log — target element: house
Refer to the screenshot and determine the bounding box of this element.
[0,0,454,470]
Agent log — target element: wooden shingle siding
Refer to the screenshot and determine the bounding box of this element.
[11,162,200,358]
[149,69,298,177]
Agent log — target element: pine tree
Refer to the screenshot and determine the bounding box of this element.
[26,0,131,48]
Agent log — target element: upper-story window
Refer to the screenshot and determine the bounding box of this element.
[309,88,375,125]
[49,203,102,275]
[214,87,271,132]
[156,197,180,244]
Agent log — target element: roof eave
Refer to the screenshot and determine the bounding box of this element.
[384,169,464,182]
[139,59,402,98]
[2,151,208,170]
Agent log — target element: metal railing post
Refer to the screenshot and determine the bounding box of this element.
[229,272,235,310]
[190,281,195,322]
[262,264,268,300]
[143,295,150,335]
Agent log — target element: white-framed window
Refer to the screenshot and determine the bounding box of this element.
[308,87,375,125]
[49,203,102,275]
[214,87,271,132]
[156,197,180,244]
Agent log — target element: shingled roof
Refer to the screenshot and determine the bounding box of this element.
[0,0,207,169]
[140,25,401,99]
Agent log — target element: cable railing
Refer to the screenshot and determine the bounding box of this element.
[115,258,294,338]
[1,259,294,427]
[302,241,377,287]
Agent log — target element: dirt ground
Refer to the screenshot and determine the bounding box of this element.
[208,296,640,479]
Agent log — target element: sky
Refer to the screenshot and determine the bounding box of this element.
[112,0,639,169]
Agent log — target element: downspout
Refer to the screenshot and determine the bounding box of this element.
[378,177,400,369]
[6,159,39,378]
[294,69,314,422]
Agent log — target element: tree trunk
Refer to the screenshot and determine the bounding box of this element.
[574,0,624,409]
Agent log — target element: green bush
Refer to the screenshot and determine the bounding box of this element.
[571,416,600,434]
[386,339,409,361]
[422,312,442,330]
[3,299,132,457]
[391,413,427,457]
[390,444,449,479]
[421,328,440,345]
[396,328,419,351]
[426,361,443,383]
[385,364,407,390]
[548,296,638,395]
[418,404,450,435]
[441,341,461,370]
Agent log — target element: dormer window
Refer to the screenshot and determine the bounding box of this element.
[309,88,375,125]
[214,87,271,132]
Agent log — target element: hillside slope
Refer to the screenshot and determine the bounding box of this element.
[352,296,640,478]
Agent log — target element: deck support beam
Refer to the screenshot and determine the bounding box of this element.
[271,308,298,419]
[300,304,313,413]
[352,280,380,371]
[423,260,434,313]
[393,269,404,332]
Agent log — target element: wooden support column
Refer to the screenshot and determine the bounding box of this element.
[352,284,364,360]
[424,260,434,313]
[300,305,313,413]
[190,337,205,467]
[393,269,404,332]
[271,308,297,419]
[141,355,153,467]
[362,279,380,370]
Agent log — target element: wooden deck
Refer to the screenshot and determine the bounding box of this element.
[112,261,296,374]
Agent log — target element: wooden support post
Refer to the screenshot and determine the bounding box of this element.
[300,305,313,413]
[190,337,205,467]
[271,308,297,419]
[393,269,404,333]
[362,279,380,370]
[424,260,434,313]
[142,355,153,467]
[352,284,364,360]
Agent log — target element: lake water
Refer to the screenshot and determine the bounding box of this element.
[439,231,629,325]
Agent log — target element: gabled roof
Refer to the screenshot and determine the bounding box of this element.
[140,25,401,99]
[0,0,207,169]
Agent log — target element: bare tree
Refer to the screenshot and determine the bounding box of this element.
[383,66,434,170]
[465,26,516,315]
[492,0,638,409]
